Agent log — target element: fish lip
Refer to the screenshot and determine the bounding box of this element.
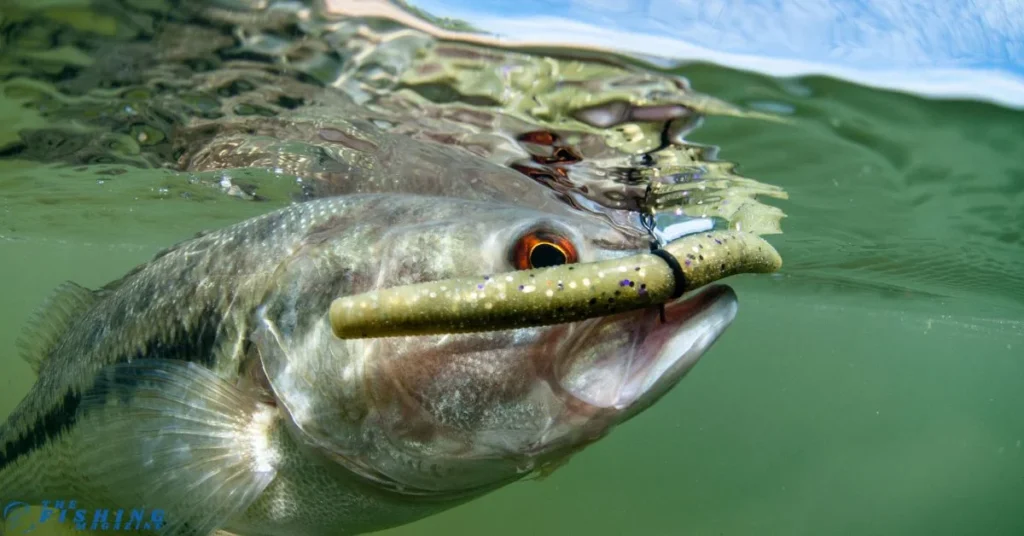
[662,284,739,331]
[555,283,739,412]
[638,283,739,400]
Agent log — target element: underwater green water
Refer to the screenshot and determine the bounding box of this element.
[2,5,1024,536]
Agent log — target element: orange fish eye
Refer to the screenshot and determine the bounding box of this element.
[512,231,579,270]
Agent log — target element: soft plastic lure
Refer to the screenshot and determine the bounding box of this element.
[330,230,781,339]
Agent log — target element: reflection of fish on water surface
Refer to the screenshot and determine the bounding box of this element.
[0,192,778,535]
[0,0,787,235]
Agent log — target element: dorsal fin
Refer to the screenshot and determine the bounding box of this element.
[16,281,98,375]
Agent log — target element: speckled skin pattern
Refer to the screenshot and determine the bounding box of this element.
[0,194,743,535]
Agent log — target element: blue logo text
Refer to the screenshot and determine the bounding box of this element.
[2,500,165,533]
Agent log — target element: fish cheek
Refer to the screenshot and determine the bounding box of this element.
[251,250,378,450]
[367,333,557,450]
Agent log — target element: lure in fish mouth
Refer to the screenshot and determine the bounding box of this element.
[0,194,780,536]
[251,197,780,497]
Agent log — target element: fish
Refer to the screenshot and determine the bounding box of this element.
[0,193,742,536]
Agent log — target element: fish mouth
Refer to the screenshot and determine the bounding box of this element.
[554,284,738,412]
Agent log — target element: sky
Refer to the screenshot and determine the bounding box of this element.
[407,0,1024,109]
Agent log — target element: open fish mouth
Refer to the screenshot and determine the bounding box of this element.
[555,284,738,411]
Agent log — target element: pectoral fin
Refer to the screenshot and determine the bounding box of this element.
[73,359,281,536]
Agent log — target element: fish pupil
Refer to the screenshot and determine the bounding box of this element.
[530,243,567,268]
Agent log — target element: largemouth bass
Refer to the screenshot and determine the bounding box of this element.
[0,194,744,535]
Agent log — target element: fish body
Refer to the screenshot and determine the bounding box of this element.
[0,194,738,535]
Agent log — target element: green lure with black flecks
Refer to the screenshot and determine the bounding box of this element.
[330,230,781,338]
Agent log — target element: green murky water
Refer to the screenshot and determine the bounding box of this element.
[2,1,1023,535]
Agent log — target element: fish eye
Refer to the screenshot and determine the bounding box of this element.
[512,230,579,270]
